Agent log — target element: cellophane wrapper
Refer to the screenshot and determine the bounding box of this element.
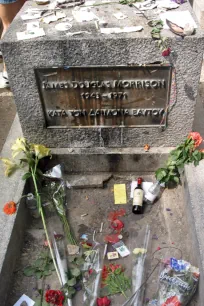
[148,258,200,306]
[82,239,106,306]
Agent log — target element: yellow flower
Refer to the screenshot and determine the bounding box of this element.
[11,138,27,158]
[0,158,18,176]
[133,248,147,255]
[33,144,51,159]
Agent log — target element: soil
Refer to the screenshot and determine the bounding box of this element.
[6,174,199,306]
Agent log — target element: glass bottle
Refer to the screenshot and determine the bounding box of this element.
[144,181,160,204]
[132,177,144,214]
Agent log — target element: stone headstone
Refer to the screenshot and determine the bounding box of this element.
[2,1,204,148]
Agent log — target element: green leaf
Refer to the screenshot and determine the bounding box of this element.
[42,302,50,306]
[23,266,35,277]
[155,168,168,181]
[71,268,81,277]
[43,270,52,276]
[35,271,43,279]
[20,158,28,163]
[36,168,44,176]
[34,298,41,306]
[173,176,180,183]
[67,286,76,298]
[28,158,35,166]
[114,268,122,275]
[22,172,32,180]
[69,256,77,263]
[34,258,44,267]
[75,257,85,265]
[45,263,55,271]
[194,160,199,166]
[67,277,77,286]
[151,27,161,34]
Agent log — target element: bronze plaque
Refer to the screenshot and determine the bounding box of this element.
[35,65,172,128]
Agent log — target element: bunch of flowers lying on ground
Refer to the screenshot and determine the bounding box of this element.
[0,138,74,297]
[101,264,131,298]
[155,132,204,186]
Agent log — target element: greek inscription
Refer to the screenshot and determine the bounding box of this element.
[47,108,164,118]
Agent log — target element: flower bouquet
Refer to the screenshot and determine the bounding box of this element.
[155,132,204,187]
[148,258,200,306]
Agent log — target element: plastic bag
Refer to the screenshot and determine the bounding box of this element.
[82,234,106,306]
[148,258,199,306]
[43,164,77,246]
[122,225,151,306]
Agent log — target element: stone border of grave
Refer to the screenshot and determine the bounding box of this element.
[0,115,204,305]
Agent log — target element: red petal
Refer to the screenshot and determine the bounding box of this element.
[111,219,124,231]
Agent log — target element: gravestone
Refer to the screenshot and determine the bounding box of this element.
[1,1,204,148]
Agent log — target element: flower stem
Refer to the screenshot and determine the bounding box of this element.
[31,169,62,286]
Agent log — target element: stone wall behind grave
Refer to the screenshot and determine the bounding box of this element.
[1,1,204,148]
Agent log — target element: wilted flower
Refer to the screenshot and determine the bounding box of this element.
[33,144,51,159]
[3,201,17,215]
[188,132,203,148]
[133,248,147,255]
[144,144,150,152]
[0,158,18,176]
[162,48,171,57]
[11,137,27,158]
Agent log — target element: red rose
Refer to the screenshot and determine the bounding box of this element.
[162,48,171,57]
[188,132,203,147]
[97,296,111,306]
[45,290,64,306]
[102,265,109,281]
[109,264,123,273]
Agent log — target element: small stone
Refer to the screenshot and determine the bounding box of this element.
[67,244,80,255]
[118,234,123,240]
[166,208,171,211]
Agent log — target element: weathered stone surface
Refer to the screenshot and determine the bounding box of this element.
[184,161,204,303]
[0,115,30,306]
[1,1,204,147]
[66,173,112,188]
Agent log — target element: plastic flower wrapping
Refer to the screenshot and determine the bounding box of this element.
[148,258,200,306]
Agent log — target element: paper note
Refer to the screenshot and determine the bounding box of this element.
[100,26,143,34]
[130,181,153,198]
[113,12,127,20]
[16,28,45,40]
[14,294,35,306]
[72,8,99,22]
[114,184,127,204]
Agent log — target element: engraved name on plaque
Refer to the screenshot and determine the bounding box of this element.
[35,65,172,128]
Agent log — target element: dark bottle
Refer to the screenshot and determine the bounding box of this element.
[132,177,144,214]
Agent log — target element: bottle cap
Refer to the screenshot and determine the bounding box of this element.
[138,177,142,184]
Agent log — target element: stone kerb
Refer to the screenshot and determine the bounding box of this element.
[1,1,204,148]
[0,115,29,305]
